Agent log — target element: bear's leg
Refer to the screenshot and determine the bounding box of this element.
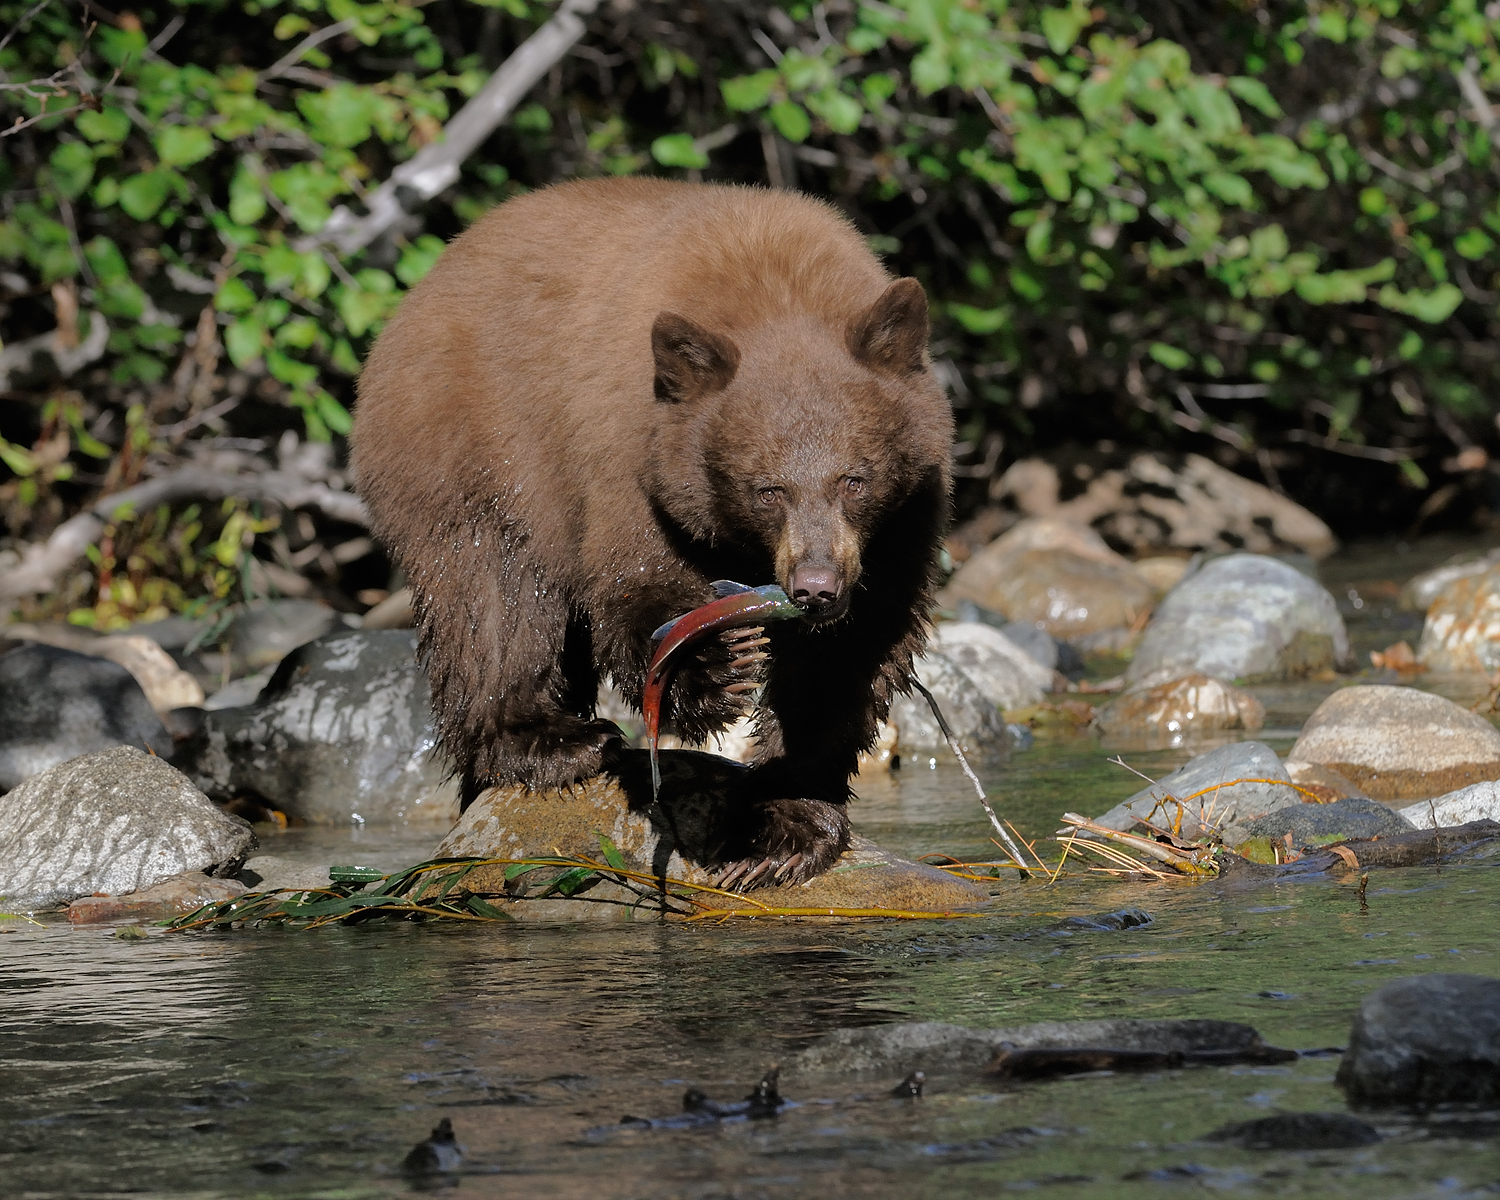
[420,565,620,806]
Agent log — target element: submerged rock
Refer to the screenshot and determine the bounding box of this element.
[1091,741,1301,839]
[1288,685,1500,801]
[432,749,991,921]
[786,1018,1290,1079]
[0,644,171,791]
[1401,550,1500,612]
[235,855,334,892]
[1418,565,1500,672]
[887,650,1012,757]
[1126,553,1350,687]
[1337,974,1500,1107]
[1398,780,1500,828]
[1235,797,1414,849]
[173,630,459,825]
[0,746,254,911]
[1205,1113,1380,1150]
[929,621,1052,709]
[1095,673,1264,741]
[66,872,247,924]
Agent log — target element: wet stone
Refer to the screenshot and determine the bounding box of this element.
[1127,553,1350,687]
[1235,797,1414,849]
[1095,673,1265,741]
[66,872,247,924]
[1283,760,1371,803]
[1205,1113,1380,1150]
[0,643,170,791]
[432,749,991,921]
[887,649,1014,757]
[1418,564,1500,672]
[786,1018,1288,1080]
[1337,974,1500,1107]
[226,599,344,671]
[235,856,334,892]
[0,746,255,911]
[1091,741,1301,839]
[173,630,459,825]
[1398,780,1500,828]
[1288,685,1500,802]
[928,621,1052,711]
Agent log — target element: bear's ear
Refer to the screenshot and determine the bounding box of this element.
[847,277,929,374]
[652,312,741,403]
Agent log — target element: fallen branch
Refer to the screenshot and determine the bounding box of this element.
[0,465,369,599]
[303,0,601,255]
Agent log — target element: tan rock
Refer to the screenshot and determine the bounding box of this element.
[362,585,414,630]
[92,634,204,711]
[430,750,991,921]
[1133,556,1192,596]
[1095,673,1264,739]
[1288,685,1500,801]
[1418,565,1500,672]
[66,872,245,924]
[983,549,1153,638]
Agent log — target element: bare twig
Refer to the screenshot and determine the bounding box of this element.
[1283,428,1426,463]
[301,0,601,255]
[0,0,55,57]
[1359,144,1464,192]
[259,17,356,83]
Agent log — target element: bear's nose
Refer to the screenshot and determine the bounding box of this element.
[790,565,841,609]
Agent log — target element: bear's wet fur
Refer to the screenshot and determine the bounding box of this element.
[353,178,953,886]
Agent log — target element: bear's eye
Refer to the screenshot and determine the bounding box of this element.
[757,487,783,506]
[843,476,866,497]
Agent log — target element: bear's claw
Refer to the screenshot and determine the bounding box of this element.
[712,797,849,891]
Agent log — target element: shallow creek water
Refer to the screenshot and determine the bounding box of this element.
[6,540,1500,1198]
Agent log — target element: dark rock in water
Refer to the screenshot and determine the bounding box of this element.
[985,1039,1294,1080]
[1337,974,1500,1107]
[0,644,170,791]
[891,1071,925,1098]
[402,1117,463,1175]
[1053,907,1154,933]
[0,745,255,911]
[1206,1112,1380,1150]
[786,1018,1290,1079]
[1237,798,1414,848]
[1000,618,1058,671]
[173,630,458,825]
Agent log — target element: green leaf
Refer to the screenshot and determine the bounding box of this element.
[224,316,267,367]
[547,867,597,898]
[214,276,256,313]
[1398,458,1428,488]
[1456,229,1495,261]
[267,350,318,387]
[1377,283,1463,324]
[49,142,95,200]
[1040,6,1086,55]
[330,865,383,884]
[513,103,553,134]
[1007,266,1045,302]
[650,133,708,169]
[155,126,215,168]
[949,303,1010,335]
[314,390,353,435]
[1359,187,1388,216]
[1226,76,1282,118]
[768,100,811,143]
[465,895,511,919]
[118,171,171,221]
[596,832,627,872]
[1149,342,1191,370]
[806,87,862,135]
[229,163,266,226]
[83,237,129,284]
[76,107,131,143]
[296,83,387,149]
[395,234,446,286]
[722,69,777,112]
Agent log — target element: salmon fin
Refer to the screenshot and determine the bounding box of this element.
[710,580,755,598]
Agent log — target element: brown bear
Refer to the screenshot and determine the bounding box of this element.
[353,177,952,887]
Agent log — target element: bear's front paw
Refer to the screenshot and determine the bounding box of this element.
[714,796,850,891]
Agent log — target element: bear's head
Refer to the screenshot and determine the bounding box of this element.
[645,278,952,624]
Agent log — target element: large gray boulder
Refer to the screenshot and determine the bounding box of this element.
[0,745,254,911]
[1337,975,1500,1106]
[0,644,170,791]
[929,621,1051,710]
[173,630,459,824]
[1399,780,1500,828]
[1091,741,1302,839]
[886,650,1011,756]
[1127,553,1350,686]
[1288,685,1500,802]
